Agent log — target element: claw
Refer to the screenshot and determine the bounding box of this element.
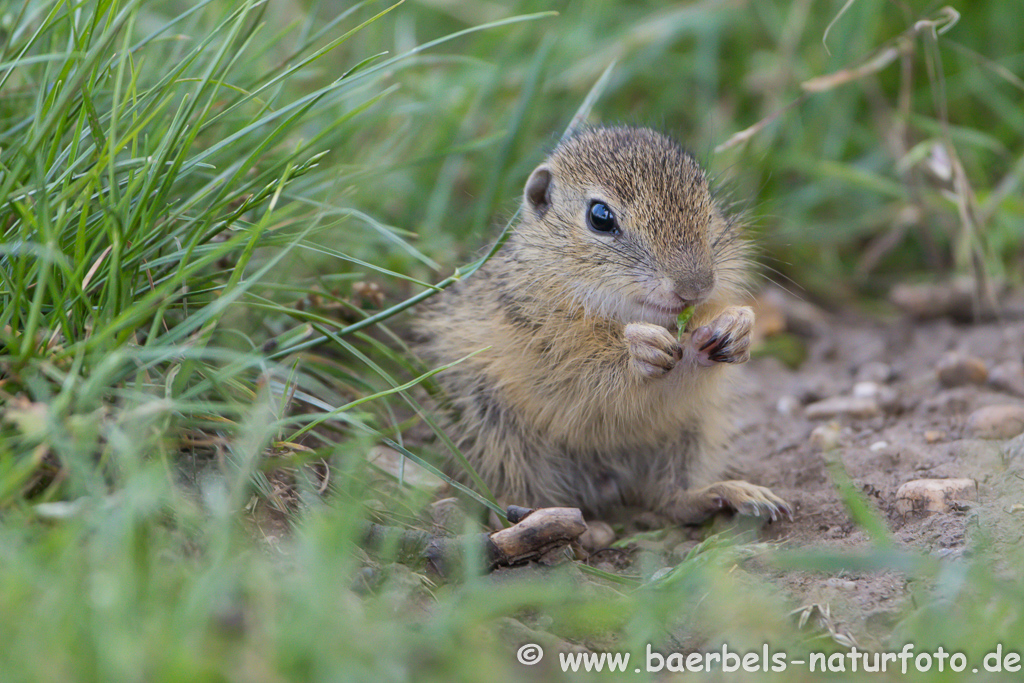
[702,480,792,524]
[690,306,753,366]
[699,334,720,352]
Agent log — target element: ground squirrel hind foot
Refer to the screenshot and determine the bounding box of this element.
[666,480,793,525]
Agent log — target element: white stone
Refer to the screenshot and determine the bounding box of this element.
[895,478,978,516]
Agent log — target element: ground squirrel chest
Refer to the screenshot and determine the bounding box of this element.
[414,126,790,525]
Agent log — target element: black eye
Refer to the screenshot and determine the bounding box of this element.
[587,201,619,234]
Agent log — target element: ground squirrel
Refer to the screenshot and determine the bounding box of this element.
[414,126,790,525]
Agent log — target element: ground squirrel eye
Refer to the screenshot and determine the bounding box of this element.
[587,201,619,234]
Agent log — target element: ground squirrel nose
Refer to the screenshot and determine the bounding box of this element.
[674,271,716,304]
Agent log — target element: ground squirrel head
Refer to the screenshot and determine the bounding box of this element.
[515,126,746,328]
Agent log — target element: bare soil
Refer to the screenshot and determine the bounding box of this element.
[719,295,1024,647]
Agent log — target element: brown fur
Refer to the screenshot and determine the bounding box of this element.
[414,126,788,524]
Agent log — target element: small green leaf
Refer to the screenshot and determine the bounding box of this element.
[676,305,696,341]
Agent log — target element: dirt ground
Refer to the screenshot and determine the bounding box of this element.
[709,287,1024,647]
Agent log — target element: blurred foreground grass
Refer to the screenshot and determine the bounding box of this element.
[1,1,1023,681]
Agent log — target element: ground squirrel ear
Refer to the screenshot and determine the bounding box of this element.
[524,166,552,217]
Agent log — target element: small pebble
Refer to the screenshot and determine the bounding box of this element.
[825,578,857,591]
[776,395,801,416]
[965,404,1024,440]
[579,521,616,550]
[869,441,889,452]
[895,478,978,516]
[924,430,946,444]
[936,352,988,388]
[853,381,880,398]
[805,396,881,420]
[856,361,894,384]
[989,361,1024,397]
[849,382,899,411]
[809,423,842,451]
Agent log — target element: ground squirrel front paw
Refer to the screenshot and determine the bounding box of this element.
[690,305,754,366]
[625,322,682,379]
